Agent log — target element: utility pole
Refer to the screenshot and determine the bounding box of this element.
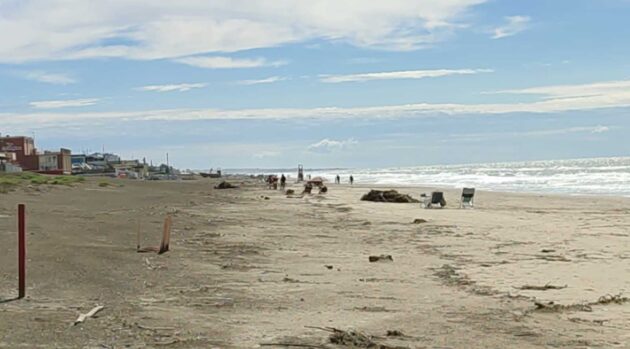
[166,152,169,175]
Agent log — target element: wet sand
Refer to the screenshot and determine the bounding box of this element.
[1,177,629,348]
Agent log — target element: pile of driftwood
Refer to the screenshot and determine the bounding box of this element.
[361,190,419,203]
[261,326,409,349]
[315,327,406,349]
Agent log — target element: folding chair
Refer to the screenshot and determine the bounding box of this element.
[427,191,446,209]
[460,188,475,208]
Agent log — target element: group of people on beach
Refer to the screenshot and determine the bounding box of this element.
[334,175,353,185]
[267,174,354,190]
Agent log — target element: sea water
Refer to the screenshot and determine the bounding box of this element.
[306,157,630,197]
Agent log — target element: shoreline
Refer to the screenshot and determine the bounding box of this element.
[293,181,630,200]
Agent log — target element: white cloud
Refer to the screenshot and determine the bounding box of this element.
[21,71,76,85]
[0,0,488,63]
[308,138,358,153]
[492,16,530,39]
[6,79,630,126]
[175,56,287,69]
[29,98,99,109]
[253,150,281,158]
[321,68,492,83]
[535,125,609,135]
[236,76,287,85]
[137,83,206,92]
[590,125,610,133]
[491,80,630,100]
[449,125,611,142]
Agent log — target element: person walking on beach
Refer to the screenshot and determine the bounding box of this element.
[335,175,340,184]
[349,175,354,185]
[280,174,286,190]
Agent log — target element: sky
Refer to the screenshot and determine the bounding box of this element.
[1,0,630,169]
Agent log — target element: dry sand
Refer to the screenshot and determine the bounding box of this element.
[1,177,629,348]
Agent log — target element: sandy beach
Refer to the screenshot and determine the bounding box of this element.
[1,177,629,348]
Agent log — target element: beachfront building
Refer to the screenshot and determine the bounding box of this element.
[112,160,149,179]
[0,152,22,173]
[72,153,130,173]
[38,149,72,174]
[0,134,72,174]
[0,135,39,171]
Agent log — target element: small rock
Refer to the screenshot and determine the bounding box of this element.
[214,181,238,189]
[412,218,428,224]
[369,255,393,263]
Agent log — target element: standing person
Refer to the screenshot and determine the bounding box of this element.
[335,175,340,184]
[349,175,354,185]
[280,174,286,190]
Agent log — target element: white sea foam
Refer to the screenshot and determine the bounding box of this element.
[307,157,630,197]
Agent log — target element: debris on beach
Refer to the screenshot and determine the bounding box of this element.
[305,326,404,349]
[537,254,571,262]
[596,293,629,305]
[386,330,405,337]
[531,293,629,314]
[412,218,428,224]
[369,254,393,262]
[361,190,419,203]
[533,301,592,313]
[73,305,104,326]
[214,181,238,189]
[319,186,328,194]
[568,317,607,326]
[329,328,374,346]
[283,277,301,283]
[434,264,473,286]
[517,283,567,291]
[285,189,295,195]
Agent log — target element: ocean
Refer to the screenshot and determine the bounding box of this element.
[228,157,630,197]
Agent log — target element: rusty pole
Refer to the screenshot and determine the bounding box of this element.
[18,204,26,299]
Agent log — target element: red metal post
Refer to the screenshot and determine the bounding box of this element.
[18,204,26,299]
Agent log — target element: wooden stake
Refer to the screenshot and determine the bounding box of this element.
[18,204,26,299]
[158,215,172,255]
[136,218,141,251]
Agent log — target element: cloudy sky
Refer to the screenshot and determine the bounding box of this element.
[1,0,630,169]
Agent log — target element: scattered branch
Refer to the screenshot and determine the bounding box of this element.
[73,305,104,325]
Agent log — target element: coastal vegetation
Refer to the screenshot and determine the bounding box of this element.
[0,172,84,193]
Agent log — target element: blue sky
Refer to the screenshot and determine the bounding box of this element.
[1,0,630,169]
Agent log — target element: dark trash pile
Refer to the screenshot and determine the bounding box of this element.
[361,190,419,203]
